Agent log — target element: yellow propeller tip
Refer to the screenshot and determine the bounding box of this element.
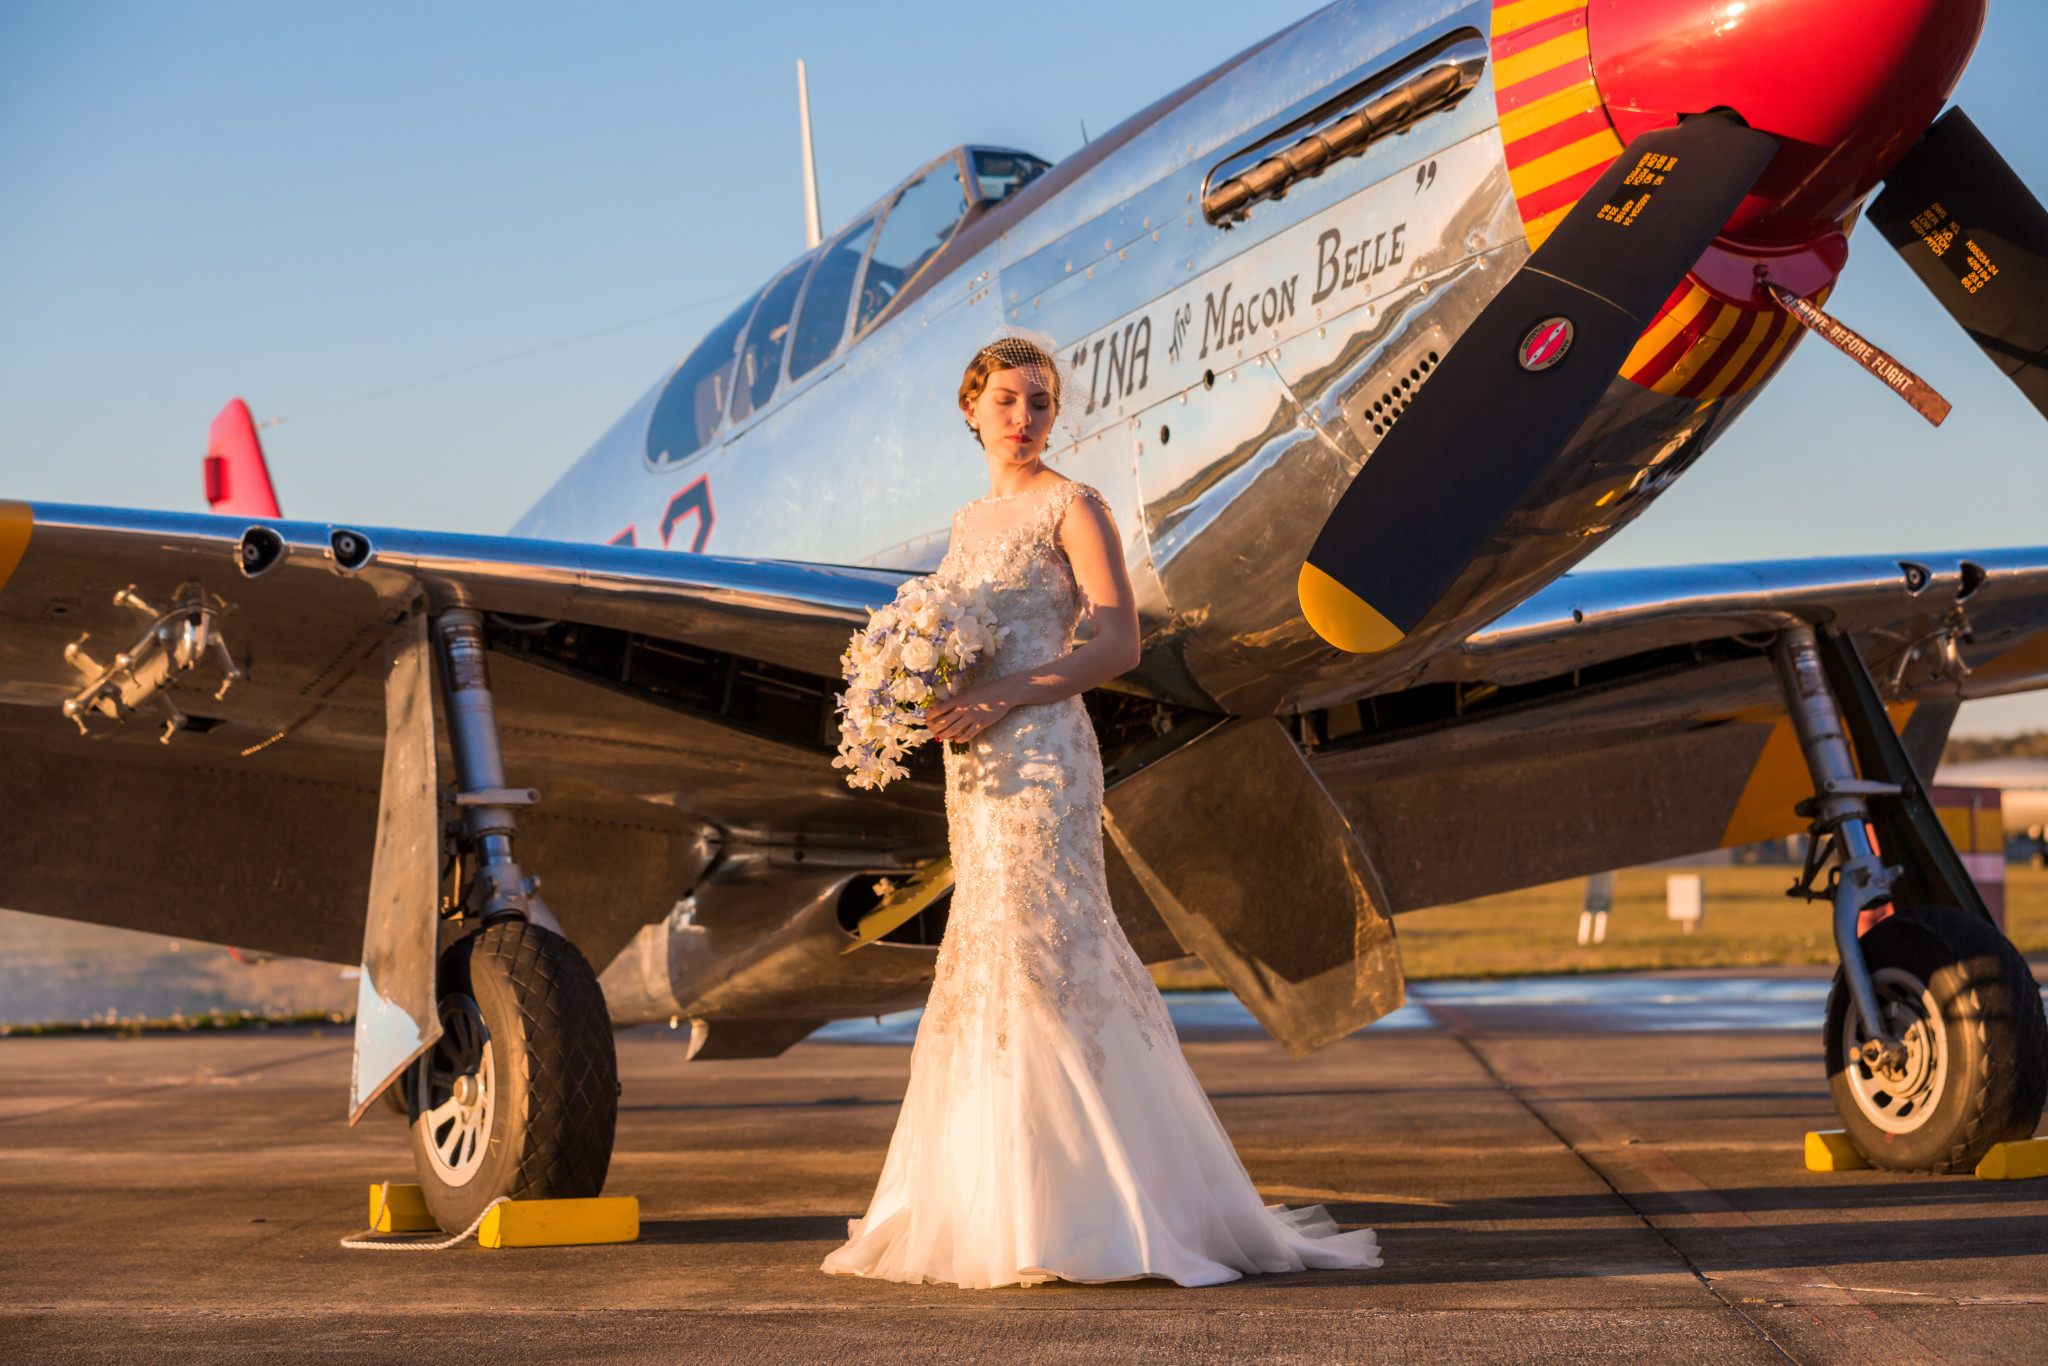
[1298,562,1405,654]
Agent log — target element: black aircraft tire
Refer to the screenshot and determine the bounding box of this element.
[1825,905,2046,1173]
[407,920,619,1231]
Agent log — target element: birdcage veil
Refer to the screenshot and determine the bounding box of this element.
[962,325,1084,450]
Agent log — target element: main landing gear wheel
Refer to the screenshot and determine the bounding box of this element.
[1825,905,2047,1173]
[406,919,620,1230]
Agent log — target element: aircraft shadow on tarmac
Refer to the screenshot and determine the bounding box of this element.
[1330,1193,2046,1287]
[618,1094,900,1113]
[1555,1089,1830,1106]
[637,1215,853,1247]
[625,1179,2045,1287]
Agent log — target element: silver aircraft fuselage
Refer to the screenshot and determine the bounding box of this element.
[513,0,1797,718]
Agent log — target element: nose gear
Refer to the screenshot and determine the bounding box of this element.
[1770,624,1905,1064]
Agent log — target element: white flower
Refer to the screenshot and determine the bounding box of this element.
[832,573,1004,790]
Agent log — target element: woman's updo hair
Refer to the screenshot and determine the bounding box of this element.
[958,337,1062,441]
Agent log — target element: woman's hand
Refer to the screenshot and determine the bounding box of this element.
[925,683,1015,744]
[918,487,1140,751]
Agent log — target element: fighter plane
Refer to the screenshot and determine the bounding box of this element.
[5,0,2046,1228]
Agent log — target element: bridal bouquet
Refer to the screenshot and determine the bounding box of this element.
[834,577,1007,790]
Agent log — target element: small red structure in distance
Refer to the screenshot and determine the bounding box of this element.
[203,398,282,519]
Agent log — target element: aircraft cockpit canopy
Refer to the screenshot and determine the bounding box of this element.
[647,146,1050,470]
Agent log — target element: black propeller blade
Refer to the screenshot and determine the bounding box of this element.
[1299,112,1778,654]
[1869,107,2048,422]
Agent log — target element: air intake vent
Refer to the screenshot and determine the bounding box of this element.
[1337,323,1451,456]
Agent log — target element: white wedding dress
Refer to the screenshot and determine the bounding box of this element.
[822,479,1381,1288]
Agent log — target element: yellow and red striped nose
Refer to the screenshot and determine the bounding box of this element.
[1488,0,1985,405]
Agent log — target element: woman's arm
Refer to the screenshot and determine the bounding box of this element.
[924,494,1140,743]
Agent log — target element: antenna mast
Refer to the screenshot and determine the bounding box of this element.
[797,59,824,249]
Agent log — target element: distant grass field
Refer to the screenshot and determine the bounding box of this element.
[1394,864,2048,980]
[1151,865,2048,989]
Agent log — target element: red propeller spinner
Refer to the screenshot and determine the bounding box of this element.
[1589,0,1987,305]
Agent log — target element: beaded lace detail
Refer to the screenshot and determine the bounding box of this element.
[821,478,1383,1290]
[925,480,1167,1083]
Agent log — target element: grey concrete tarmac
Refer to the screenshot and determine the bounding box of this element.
[2,1015,2045,1363]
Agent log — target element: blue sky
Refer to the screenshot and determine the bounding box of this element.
[3,1,2045,732]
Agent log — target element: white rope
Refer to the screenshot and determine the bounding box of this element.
[339,1181,512,1251]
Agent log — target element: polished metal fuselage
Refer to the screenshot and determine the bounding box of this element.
[513,0,1801,719]
[5,2,2031,1057]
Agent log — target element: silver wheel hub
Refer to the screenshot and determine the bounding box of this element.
[1841,966,1948,1134]
[415,993,495,1186]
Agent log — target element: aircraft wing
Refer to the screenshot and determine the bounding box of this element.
[9,498,2047,986]
[1308,548,2048,914]
[0,503,925,972]
[1454,549,2048,695]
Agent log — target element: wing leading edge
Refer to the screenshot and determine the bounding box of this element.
[0,502,919,970]
[1455,548,2048,696]
[1301,547,2048,915]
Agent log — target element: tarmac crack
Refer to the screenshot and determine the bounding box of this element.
[1440,1022,1979,1365]
[1442,1026,1804,1365]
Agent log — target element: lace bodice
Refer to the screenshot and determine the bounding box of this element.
[937,479,1108,679]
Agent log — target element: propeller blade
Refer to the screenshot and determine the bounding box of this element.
[1869,107,2048,422]
[1299,113,1778,654]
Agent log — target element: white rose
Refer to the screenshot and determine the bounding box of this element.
[900,636,937,672]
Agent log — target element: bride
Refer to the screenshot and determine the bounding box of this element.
[821,334,1381,1289]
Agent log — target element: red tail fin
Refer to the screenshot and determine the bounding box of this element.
[203,398,282,518]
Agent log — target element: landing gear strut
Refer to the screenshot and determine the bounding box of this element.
[435,610,560,932]
[1771,624,2045,1171]
[402,608,618,1230]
